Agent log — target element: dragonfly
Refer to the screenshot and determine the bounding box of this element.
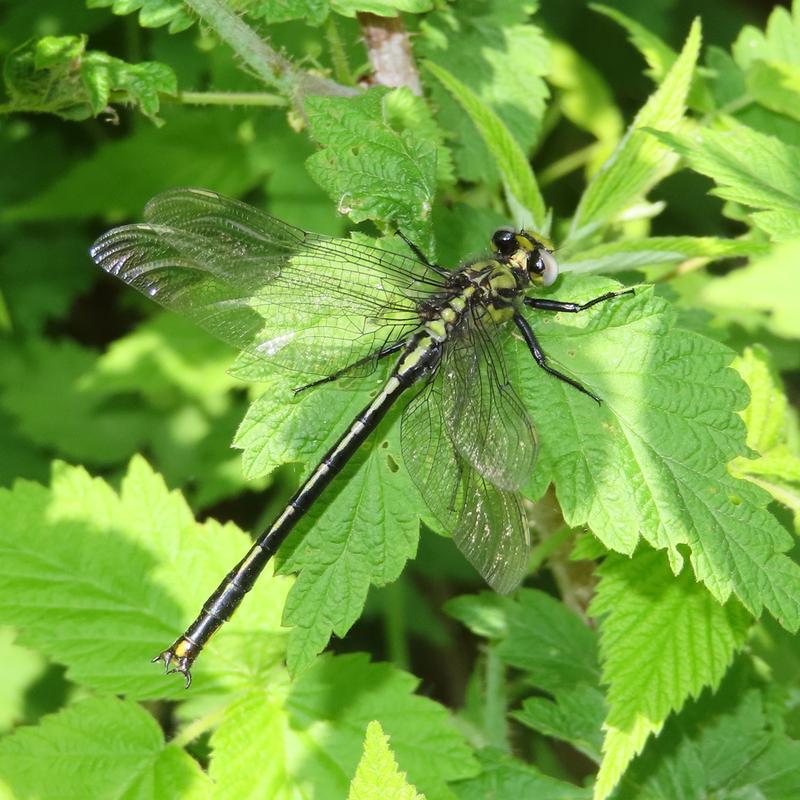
[91,187,632,686]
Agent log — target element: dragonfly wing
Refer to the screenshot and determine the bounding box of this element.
[401,375,530,593]
[440,307,538,491]
[91,188,440,378]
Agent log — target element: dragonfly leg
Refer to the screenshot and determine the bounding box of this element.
[513,313,601,404]
[396,230,443,271]
[523,288,634,313]
[293,339,407,394]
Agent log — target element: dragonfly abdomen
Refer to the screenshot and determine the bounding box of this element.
[154,332,440,685]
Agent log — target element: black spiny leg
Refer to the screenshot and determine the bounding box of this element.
[513,313,601,404]
[396,230,445,273]
[293,340,406,394]
[524,288,634,313]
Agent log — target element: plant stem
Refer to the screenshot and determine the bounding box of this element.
[174,90,287,107]
[170,703,229,749]
[357,12,422,95]
[325,16,354,87]
[183,0,358,102]
[383,579,410,671]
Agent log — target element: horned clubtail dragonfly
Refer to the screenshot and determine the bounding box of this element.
[91,188,632,686]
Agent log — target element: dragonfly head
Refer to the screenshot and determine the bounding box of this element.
[491,228,559,287]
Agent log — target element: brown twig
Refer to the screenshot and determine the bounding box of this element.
[357,12,422,95]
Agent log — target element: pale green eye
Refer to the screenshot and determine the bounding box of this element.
[541,250,559,286]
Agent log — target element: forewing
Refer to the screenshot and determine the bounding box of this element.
[441,307,538,491]
[91,188,440,378]
[401,375,530,594]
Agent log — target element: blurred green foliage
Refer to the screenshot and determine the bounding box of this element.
[1,1,799,799]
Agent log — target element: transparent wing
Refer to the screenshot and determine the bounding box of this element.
[91,188,444,378]
[441,306,538,490]
[401,372,530,594]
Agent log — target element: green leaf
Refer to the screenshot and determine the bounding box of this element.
[650,119,800,220]
[746,59,800,123]
[248,0,330,25]
[444,591,512,640]
[0,457,292,699]
[0,696,211,799]
[698,238,800,338]
[0,338,153,465]
[3,108,271,222]
[732,2,800,70]
[0,628,46,733]
[348,721,424,800]
[2,35,176,122]
[0,229,93,334]
[512,277,800,632]
[418,7,550,196]
[495,589,600,693]
[568,19,701,240]
[287,654,478,799]
[86,0,194,33]
[453,748,590,800]
[423,59,547,233]
[547,39,624,174]
[616,667,800,799]
[559,235,768,275]
[590,547,752,800]
[331,0,432,16]
[590,4,677,82]
[513,685,605,763]
[731,346,800,526]
[305,89,437,251]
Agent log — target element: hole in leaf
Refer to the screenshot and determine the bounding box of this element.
[386,454,399,473]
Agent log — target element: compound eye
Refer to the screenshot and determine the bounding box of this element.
[540,249,559,286]
[492,228,516,255]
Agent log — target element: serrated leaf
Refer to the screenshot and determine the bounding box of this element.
[418,7,549,190]
[2,34,176,122]
[731,346,800,526]
[651,120,800,220]
[0,696,211,800]
[568,19,701,240]
[287,654,478,800]
[547,40,624,174]
[0,229,93,334]
[591,4,677,82]
[559,235,767,274]
[453,748,590,800]
[248,0,329,25]
[444,591,512,640]
[590,547,752,800]
[511,276,800,631]
[513,684,605,763]
[87,0,194,33]
[495,589,599,693]
[348,721,424,800]
[617,667,800,799]
[305,89,437,251]
[732,2,800,70]
[332,0,432,16]
[3,108,268,223]
[208,691,291,800]
[423,59,547,233]
[698,239,800,338]
[746,59,800,123]
[0,338,153,465]
[0,628,46,733]
[0,457,291,699]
